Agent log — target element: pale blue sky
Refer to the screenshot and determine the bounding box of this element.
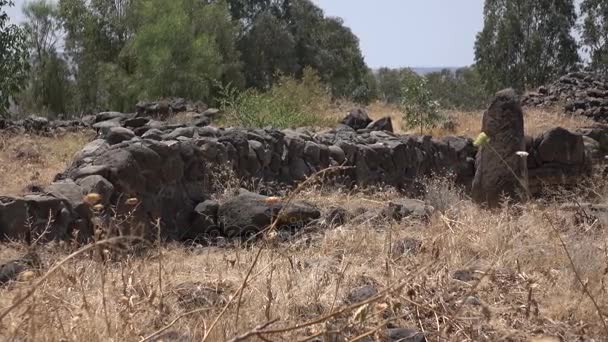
[6,0,485,68]
[312,0,484,68]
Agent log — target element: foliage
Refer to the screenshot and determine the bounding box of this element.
[19,0,71,116]
[375,68,416,103]
[231,0,370,102]
[130,0,222,101]
[400,72,443,133]
[58,0,136,113]
[425,67,491,110]
[219,68,332,128]
[580,0,608,71]
[0,0,28,117]
[475,0,580,93]
[238,10,297,90]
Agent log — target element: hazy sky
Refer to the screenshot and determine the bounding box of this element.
[312,0,484,68]
[6,0,485,68]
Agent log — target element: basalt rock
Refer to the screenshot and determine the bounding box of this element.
[0,195,73,241]
[0,251,41,286]
[2,101,605,242]
[523,71,608,122]
[341,108,372,130]
[217,189,320,237]
[526,127,592,193]
[472,89,527,207]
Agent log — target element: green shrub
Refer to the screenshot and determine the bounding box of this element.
[219,68,333,128]
[400,72,443,133]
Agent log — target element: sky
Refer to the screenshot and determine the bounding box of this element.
[5,0,485,69]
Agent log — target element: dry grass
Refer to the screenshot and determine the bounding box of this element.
[1,175,608,341]
[333,102,594,138]
[0,131,94,195]
[0,105,604,341]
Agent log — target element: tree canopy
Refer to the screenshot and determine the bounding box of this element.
[0,0,28,116]
[581,0,608,71]
[475,0,580,93]
[1,0,607,117]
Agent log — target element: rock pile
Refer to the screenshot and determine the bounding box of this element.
[135,97,212,119]
[0,115,86,135]
[522,71,608,122]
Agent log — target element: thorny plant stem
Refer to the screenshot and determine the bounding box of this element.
[202,247,264,342]
[0,236,144,322]
[543,212,608,336]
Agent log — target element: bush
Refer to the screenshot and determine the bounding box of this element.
[425,67,491,110]
[400,72,443,133]
[219,68,333,128]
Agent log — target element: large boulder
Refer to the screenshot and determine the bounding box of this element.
[535,127,585,165]
[184,200,220,240]
[0,251,41,286]
[341,108,372,130]
[366,116,394,133]
[384,198,434,222]
[106,127,136,145]
[0,195,74,241]
[472,89,527,207]
[527,127,592,194]
[217,190,320,237]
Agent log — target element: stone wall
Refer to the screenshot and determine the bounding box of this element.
[1,108,607,242]
[0,115,85,135]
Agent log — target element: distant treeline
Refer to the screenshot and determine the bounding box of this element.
[0,0,606,117]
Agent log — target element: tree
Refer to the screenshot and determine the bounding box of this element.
[230,0,370,101]
[425,67,490,110]
[130,0,242,102]
[287,0,369,100]
[475,0,579,93]
[580,0,608,71]
[0,0,28,117]
[400,72,442,134]
[21,0,71,116]
[238,10,297,89]
[375,68,412,103]
[58,0,136,113]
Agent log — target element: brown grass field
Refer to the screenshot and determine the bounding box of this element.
[0,106,606,341]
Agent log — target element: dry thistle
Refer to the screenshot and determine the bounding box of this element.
[473,132,490,147]
[83,193,102,206]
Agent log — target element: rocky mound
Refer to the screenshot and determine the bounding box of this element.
[1,97,607,243]
[522,71,608,122]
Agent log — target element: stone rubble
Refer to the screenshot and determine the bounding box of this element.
[522,71,608,122]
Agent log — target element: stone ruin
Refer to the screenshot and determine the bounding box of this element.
[0,91,607,242]
[523,71,608,122]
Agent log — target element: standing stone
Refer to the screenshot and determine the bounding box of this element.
[472,89,527,207]
[341,108,372,130]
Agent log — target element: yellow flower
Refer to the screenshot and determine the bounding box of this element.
[473,132,490,147]
[19,271,36,282]
[83,193,102,206]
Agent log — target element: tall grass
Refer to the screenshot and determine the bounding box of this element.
[219,68,335,129]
